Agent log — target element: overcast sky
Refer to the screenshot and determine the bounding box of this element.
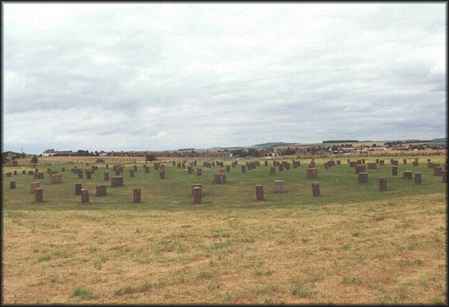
[4,3,446,153]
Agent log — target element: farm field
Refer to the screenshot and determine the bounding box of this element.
[2,155,447,304]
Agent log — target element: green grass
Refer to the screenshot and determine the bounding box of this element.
[290,282,315,298]
[3,156,446,211]
[37,255,51,262]
[342,276,362,285]
[71,287,96,300]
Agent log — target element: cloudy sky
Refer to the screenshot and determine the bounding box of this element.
[4,3,446,153]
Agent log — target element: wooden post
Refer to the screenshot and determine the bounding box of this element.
[111,176,124,187]
[355,164,366,174]
[274,180,286,193]
[95,185,107,197]
[80,188,90,203]
[392,166,398,176]
[192,186,202,204]
[414,172,422,185]
[50,173,63,184]
[378,177,387,191]
[312,182,320,197]
[132,188,141,203]
[403,170,412,180]
[35,188,44,202]
[358,172,368,184]
[256,185,264,201]
[10,181,16,189]
[30,181,41,193]
[74,183,82,195]
[367,162,377,170]
[307,168,317,178]
[433,167,443,176]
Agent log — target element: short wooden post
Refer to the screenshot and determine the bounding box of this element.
[414,172,422,185]
[95,185,107,196]
[403,170,412,180]
[80,188,90,203]
[192,186,202,204]
[30,181,41,193]
[433,167,443,177]
[392,166,398,176]
[132,188,141,203]
[355,164,366,174]
[274,180,286,193]
[111,176,124,187]
[256,185,264,201]
[74,183,82,195]
[312,182,320,197]
[35,188,44,202]
[307,168,317,178]
[367,162,377,170]
[378,177,387,191]
[358,172,368,184]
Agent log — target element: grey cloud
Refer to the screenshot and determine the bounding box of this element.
[4,3,446,153]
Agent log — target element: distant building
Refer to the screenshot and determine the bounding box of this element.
[42,149,56,157]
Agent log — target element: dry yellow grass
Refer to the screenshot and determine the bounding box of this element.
[3,193,446,304]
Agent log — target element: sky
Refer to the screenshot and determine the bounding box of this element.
[3,3,447,153]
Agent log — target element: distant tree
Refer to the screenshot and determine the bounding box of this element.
[31,155,38,164]
[247,148,257,157]
[145,153,157,161]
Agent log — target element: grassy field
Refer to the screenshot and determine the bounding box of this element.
[2,155,447,304]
